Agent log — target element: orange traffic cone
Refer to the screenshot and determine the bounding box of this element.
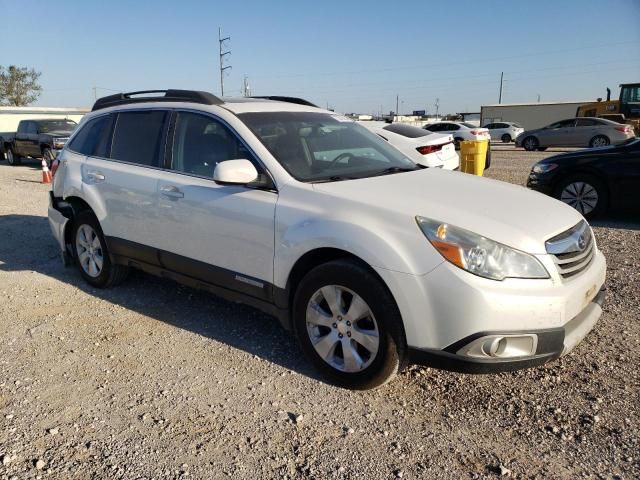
[41,159,52,184]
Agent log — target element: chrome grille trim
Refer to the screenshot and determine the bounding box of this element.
[546,220,595,279]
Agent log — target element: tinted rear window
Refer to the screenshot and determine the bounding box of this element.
[110,111,167,166]
[383,123,430,138]
[67,115,114,157]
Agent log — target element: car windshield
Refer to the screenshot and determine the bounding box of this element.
[382,123,431,138]
[461,122,477,128]
[239,112,419,182]
[512,123,523,128]
[36,119,77,133]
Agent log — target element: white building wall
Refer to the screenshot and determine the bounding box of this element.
[0,107,89,133]
[480,102,588,130]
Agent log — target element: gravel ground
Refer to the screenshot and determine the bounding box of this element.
[1,151,638,480]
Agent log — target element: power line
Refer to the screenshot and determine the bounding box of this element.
[248,40,639,81]
[218,27,231,96]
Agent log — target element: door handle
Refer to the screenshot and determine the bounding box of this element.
[86,171,105,182]
[160,185,184,199]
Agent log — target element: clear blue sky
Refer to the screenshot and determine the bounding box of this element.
[2,0,639,114]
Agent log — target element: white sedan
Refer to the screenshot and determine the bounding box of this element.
[362,123,459,170]
[423,122,490,147]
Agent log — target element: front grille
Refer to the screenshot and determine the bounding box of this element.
[545,220,595,279]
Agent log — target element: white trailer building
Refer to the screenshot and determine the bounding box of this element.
[0,106,89,133]
[480,101,589,130]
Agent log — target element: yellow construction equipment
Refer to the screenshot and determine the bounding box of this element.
[576,83,640,134]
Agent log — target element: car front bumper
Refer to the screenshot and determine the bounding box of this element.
[375,248,606,373]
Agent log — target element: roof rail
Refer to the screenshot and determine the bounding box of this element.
[249,96,318,108]
[92,89,223,111]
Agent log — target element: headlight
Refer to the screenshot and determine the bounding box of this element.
[416,217,549,281]
[532,163,558,174]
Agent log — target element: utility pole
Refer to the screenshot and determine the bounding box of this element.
[92,86,97,101]
[498,71,504,104]
[218,27,231,96]
[396,95,399,120]
[537,94,541,103]
[242,75,251,97]
[434,98,440,119]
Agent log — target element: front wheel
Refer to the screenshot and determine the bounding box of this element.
[555,175,608,218]
[6,147,21,166]
[522,136,539,151]
[293,259,407,390]
[501,133,512,143]
[71,211,129,288]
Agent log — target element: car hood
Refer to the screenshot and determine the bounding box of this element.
[312,168,584,254]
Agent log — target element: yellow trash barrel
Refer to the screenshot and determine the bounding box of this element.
[459,140,488,176]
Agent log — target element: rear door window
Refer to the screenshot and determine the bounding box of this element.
[67,114,115,157]
[575,118,598,127]
[110,110,167,166]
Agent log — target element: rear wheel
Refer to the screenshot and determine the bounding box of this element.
[501,133,511,143]
[589,135,609,148]
[6,147,21,166]
[71,211,129,288]
[522,136,539,151]
[293,259,407,390]
[555,175,607,218]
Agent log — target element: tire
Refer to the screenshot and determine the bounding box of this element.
[6,147,21,166]
[292,259,407,390]
[501,133,511,143]
[589,135,610,148]
[554,174,608,219]
[522,136,539,151]
[454,138,463,150]
[42,147,55,167]
[71,210,129,288]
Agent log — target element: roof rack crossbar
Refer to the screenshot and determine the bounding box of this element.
[92,89,223,111]
[248,96,318,108]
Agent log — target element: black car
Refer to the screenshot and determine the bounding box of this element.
[526,137,640,218]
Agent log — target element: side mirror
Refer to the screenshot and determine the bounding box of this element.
[213,159,258,185]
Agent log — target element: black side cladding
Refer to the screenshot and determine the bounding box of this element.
[92,90,223,111]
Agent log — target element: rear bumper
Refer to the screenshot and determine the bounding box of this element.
[48,192,69,252]
[409,287,605,373]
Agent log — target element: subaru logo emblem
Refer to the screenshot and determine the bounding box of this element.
[577,233,587,251]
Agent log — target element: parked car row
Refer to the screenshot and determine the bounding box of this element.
[47,90,606,389]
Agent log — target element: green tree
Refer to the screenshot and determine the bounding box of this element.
[0,65,43,106]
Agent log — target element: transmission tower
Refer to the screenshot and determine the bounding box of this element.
[218,27,231,96]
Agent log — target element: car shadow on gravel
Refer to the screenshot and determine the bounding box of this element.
[0,214,322,382]
[590,212,640,231]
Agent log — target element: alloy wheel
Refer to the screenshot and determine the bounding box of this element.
[305,285,379,373]
[591,137,609,148]
[560,182,598,215]
[75,224,104,277]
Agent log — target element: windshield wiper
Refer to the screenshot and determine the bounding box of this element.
[311,175,356,183]
[370,166,418,177]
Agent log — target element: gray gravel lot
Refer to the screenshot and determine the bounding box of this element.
[1,150,639,479]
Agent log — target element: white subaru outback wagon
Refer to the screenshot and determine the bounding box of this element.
[48,90,606,389]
